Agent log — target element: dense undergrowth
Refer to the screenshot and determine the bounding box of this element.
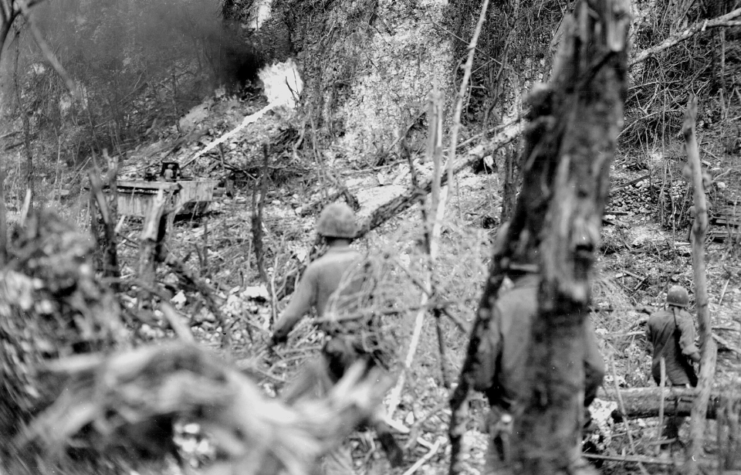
[0,0,740,474]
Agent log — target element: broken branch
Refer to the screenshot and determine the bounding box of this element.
[631,8,741,66]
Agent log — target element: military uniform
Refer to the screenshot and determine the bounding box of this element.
[271,203,401,474]
[470,273,606,473]
[646,286,700,448]
[273,246,364,342]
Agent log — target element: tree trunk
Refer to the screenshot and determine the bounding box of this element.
[138,189,168,308]
[449,2,629,470]
[683,96,718,475]
[600,387,732,421]
[500,148,518,223]
[513,0,630,469]
[89,164,120,287]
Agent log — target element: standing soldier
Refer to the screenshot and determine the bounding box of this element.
[647,285,700,452]
[469,226,606,473]
[270,202,402,474]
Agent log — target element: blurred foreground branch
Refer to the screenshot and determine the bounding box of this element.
[23,343,392,475]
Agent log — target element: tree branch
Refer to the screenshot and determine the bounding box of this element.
[631,8,741,66]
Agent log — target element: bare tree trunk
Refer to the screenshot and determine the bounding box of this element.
[513,1,629,471]
[450,1,629,473]
[138,190,168,308]
[89,159,120,287]
[252,144,269,287]
[683,96,718,475]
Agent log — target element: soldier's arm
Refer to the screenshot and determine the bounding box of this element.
[584,318,606,406]
[677,312,701,363]
[272,268,317,343]
[645,316,654,354]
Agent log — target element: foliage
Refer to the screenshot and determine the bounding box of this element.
[0,210,124,470]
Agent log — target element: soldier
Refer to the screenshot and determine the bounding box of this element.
[646,285,700,452]
[270,202,402,474]
[470,226,606,473]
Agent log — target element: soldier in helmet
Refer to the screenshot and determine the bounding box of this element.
[270,202,402,473]
[470,224,606,473]
[647,285,700,451]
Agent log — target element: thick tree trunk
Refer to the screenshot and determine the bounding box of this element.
[449,2,629,472]
[491,0,629,472]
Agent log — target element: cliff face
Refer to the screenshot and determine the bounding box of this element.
[228,0,453,163]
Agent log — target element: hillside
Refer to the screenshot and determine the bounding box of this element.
[1,0,740,474]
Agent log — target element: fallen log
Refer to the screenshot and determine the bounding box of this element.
[356,120,520,239]
[598,388,740,421]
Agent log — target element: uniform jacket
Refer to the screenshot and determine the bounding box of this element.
[470,274,605,412]
[647,307,700,386]
[272,246,362,340]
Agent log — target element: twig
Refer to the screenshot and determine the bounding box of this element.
[658,357,666,452]
[0,166,7,266]
[401,437,443,475]
[718,277,730,305]
[610,353,651,475]
[583,454,675,465]
[446,0,493,472]
[388,87,450,417]
[631,7,741,66]
[159,302,194,342]
[615,174,650,191]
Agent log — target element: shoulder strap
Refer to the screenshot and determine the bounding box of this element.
[671,307,682,339]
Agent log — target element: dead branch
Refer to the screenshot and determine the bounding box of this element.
[356,119,520,240]
[389,88,448,418]
[583,454,675,465]
[159,302,194,342]
[683,95,717,475]
[0,165,7,266]
[631,8,741,66]
[252,144,270,286]
[137,189,168,308]
[88,168,120,286]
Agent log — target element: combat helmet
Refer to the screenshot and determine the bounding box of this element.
[317,202,357,238]
[667,285,689,308]
[494,222,539,273]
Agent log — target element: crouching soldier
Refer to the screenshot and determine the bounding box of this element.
[270,202,403,474]
[469,229,606,473]
[647,285,700,453]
